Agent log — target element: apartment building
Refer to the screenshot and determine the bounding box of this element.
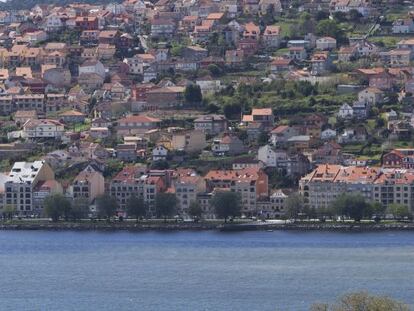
[204,168,268,216]
[3,161,57,215]
[299,164,414,212]
[110,166,147,212]
[71,166,105,203]
[23,119,65,139]
[173,172,206,216]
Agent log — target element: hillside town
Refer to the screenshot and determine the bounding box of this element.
[1,0,414,221]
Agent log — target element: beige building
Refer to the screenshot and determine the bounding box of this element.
[299,165,414,211]
[71,166,105,203]
[171,129,207,153]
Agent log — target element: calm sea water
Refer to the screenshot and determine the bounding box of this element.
[0,230,413,311]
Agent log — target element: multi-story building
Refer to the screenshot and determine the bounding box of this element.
[116,115,161,136]
[110,166,147,212]
[3,161,57,215]
[71,166,105,203]
[23,119,65,139]
[193,114,228,135]
[173,171,206,216]
[204,168,268,216]
[242,108,274,130]
[14,94,45,114]
[299,165,396,210]
[171,129,207,153]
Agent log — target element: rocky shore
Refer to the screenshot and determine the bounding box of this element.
[1,221,414,232]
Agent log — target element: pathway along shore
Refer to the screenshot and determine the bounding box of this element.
[1,221,414,232]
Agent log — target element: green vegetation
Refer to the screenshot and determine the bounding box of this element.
[126,196,147,222]
[184,84,203,104]
[332,194,373,222]
[188,201,203,221]
[211,191,241,222]
[96,194,118,220]
[311,291,409,311]
[155,193,178,221]
[44,194,72,222]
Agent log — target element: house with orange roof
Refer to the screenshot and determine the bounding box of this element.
[270,125,299,145]
[181,15,200,32]
[310,51,331,76]
[212,133,246,156]
[243,22,260,40]
[263,25,281,48]
[116,114,161,136]
[242,108,274,130]
[269,57,292,73]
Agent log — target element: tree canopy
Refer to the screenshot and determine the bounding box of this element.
[285,193,305,220]
[184,84,202,104]
[96,194,118,220]
[188,201,203,221]
[126,196,147,221]
[44,194,72,222]
[331,194,372,221]
[311,291,409,311]
[316,19,347,44]
[211,191,241,222]
[155,193,177,220]
[388,204,412,220]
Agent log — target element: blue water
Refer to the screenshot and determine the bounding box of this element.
[0,231,413,311]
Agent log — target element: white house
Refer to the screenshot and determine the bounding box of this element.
[358,87,384,105]
[321,129,337,140]
[79,60,106,79]
[43,14,64,32]
[316,37,337,50]
[196,77,221,94]
[355,40,378,58]
[152,145,168,161]
[338,103,354,119]
[23,119,65,139]
[392,19,414,34]
[257,144,288,167]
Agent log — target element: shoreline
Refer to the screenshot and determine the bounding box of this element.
[1,221,414,232]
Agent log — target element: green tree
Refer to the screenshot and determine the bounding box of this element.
[332,194,372,222]
[310,291,409,311]
[2,204,16,220]
[184,84,202,104]
[44,194,72,222]
[370,201,386,216]
[348,9,362,22]
[211,191,241,222]
[126,196,147,222]
[207,64,222,77]
[71,197,90,221]
[285,193,304,220]
[155,193,177,222]
[96,194,118,220]
[188,201,203,221]
[388,204,411,221]
[316,19,346,43]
